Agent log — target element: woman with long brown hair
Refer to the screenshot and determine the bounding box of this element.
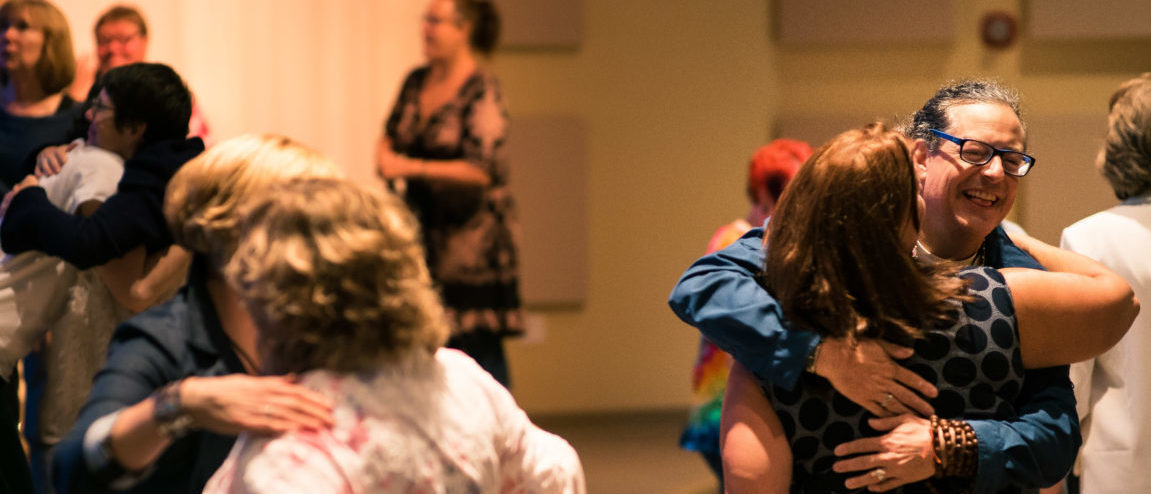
[721,123,1138,493]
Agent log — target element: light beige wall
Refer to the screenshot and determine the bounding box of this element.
[495,0,775,413]
[54,0,423,184]
[772,0,1147,244]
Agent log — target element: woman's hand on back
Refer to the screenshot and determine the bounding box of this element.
[180,374,334,436]
[832,415,936,491]
[815,338,937,417]
[35,142,77,177]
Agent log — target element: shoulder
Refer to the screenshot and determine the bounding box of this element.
[958,265,1010,298]
[955,266,1015,320]
[1064,206,1143,238]
[706,220,753,253]
[61,144,125,189]
[404,66,430,88]
[474,68,501,87]
[113,292,195,355]
[436,347,488,374]
[436,348,511,396]
[465,68,503,98]
[121,138,205,188]
[958,265,1007,288]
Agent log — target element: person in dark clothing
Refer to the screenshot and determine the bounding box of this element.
[0,62,202,493]
[1,62,202,266]
[0,2,79,491]
[51,134,339,494]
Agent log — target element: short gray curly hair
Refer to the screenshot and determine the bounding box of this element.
[904,79,1027,152]
[1098,73,1151,200]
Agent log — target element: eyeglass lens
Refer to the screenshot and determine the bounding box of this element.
[959,140,1030,174]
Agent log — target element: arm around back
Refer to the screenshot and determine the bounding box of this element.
[1003,235,1139,369]
[668,228,817,390]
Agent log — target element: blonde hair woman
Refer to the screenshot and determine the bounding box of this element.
[52,135,341,494]
[205,177,584,493]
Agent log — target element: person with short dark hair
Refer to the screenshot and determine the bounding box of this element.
[670,80,1088,492]
[719,122,1136,493]
[0,62,200,494]
[1,62,199,268]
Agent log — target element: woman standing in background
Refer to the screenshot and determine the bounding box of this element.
[0,0,78,191]
[377,0,521,386]
[0,1,77,491]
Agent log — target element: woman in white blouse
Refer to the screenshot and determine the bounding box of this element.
[205,177,584,494]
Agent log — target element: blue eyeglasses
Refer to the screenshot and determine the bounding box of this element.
[928,129,1036,177]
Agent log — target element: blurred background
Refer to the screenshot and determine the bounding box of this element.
[50,1,1151,492]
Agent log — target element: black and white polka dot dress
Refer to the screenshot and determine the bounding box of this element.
[765,267,1026,494]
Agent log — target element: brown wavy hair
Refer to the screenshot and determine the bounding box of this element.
[763,122,967,342]
[225,177,449,374]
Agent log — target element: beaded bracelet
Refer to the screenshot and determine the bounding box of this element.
[929,415,979,478]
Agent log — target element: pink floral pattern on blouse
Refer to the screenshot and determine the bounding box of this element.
[204,349,584,494]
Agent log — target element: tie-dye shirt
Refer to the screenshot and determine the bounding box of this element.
[679,219,752,455]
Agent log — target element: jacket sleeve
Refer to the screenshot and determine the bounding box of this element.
[667,227,818,390]
[968,365,1080,493]
[0,184,163,269]
[51,323,181,494]
[966,225,1080,492]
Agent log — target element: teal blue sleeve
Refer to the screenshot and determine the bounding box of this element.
[668,227,819,390]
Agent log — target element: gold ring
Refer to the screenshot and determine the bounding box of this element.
[872,468,887,482]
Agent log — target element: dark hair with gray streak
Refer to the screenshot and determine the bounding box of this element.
[1098,73,1151,200]
[904,79,1027,152]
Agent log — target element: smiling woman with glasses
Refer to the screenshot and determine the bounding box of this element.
[928,128,1037,177]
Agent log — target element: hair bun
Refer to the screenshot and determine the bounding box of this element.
[465,0,501,55]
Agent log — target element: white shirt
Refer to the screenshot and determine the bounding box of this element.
[0,140,124,376]
[1061,194,1151,494]
[205,348,585,494]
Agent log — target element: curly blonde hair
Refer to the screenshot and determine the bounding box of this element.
[164,134,342,257]
[226,177,449,374]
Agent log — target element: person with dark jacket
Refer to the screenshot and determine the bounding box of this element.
[0,63,202,268]
[0,63,201,493]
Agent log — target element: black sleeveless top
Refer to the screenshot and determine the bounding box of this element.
[766,267,1026,494]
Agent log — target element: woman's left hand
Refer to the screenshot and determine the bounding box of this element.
[1,175,40,216]
[831,415,936,492]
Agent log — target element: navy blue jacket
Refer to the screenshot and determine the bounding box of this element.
[51,260,245,493]
[0,137,203,269]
